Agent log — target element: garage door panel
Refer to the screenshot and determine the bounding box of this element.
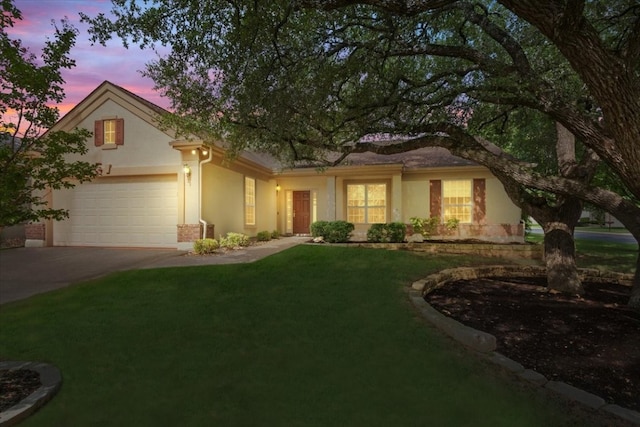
[54,176,178,248]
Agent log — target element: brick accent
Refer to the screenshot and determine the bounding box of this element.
[25,223,45,240]
[177,224,215,242]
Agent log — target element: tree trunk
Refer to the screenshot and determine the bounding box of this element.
[630,252,640,311]
[543,222,583,294]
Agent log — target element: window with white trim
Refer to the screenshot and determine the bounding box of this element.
[244,177,256,226]
[442,180,472,223]
[347,183,386,224]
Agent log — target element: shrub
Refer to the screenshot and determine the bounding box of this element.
[386,222,407,242]
[409,217,439,237]
[444,218,460,230]
[324,220,354,243]
[256,230,271,242]
[367,223,386,243]
[311,220,330,238]
[219,232,250,249]
[311,220,354,243]
[271,230,280,239]
[193,238,219,254]
[367,222,406,243]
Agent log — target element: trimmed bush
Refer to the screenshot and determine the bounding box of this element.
[219,232,250,249]
[193,238,219,254]
[257,230,272,242]
[367,222,406,243]
[311,220,330,238]
[324,220,355,243]
[271,230,280,239]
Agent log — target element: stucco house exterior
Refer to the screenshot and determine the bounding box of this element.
[27,81,524,249]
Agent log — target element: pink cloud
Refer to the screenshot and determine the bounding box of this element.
[9,0,172,115]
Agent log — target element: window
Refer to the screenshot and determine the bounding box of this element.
[244,177,256,226]
[94,118,124,147]
[442,180,472,223]
[104,120,116,144]
[347,183,386,224]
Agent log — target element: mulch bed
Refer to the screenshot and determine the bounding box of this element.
[425,278,640,412]
[0,369,41,412]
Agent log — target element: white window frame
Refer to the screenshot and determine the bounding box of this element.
[244,177,256,226]
[442,179,472,223]
[346,183,387,224]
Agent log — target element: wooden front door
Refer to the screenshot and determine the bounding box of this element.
[293,191,311,234]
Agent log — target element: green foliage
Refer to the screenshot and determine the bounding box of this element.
[367,222,406,243]
[310,220,330,238]
[193,238,219,254]
[80,0,640,256]
[444,218,460,231]
[219,232,250,249]
[409,217,440,237]
[270,230,280,239]
[1,3,98,226]
[256,230,271,242]
[311,220,354,243]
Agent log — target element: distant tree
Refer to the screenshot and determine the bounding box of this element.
[83,0,640,307]
[0,1,97,228]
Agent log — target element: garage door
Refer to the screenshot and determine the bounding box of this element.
[53,176,178,248]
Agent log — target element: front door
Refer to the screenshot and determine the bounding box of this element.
[293,191,311,234]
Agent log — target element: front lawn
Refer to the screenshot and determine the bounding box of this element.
[0,246,595,426]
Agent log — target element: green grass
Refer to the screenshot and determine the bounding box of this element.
[526,233,638,274]
[1,246,596,426]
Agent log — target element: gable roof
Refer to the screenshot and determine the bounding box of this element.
[48,80,173,137]
[51,82,479,172]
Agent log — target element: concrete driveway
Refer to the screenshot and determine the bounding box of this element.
[0,247,185,305]
[0,237,307,305]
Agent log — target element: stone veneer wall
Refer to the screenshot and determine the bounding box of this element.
[351,241,542,260]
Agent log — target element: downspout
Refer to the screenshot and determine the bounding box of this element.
[199,146,213,239]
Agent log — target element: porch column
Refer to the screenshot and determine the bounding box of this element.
[326,176,336,221]
[392,173,402,222]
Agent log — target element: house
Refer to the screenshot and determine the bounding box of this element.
[27,81,524,249]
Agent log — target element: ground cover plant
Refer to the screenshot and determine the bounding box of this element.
[0,246,596,426]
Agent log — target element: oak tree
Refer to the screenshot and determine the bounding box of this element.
[83,0,640,307]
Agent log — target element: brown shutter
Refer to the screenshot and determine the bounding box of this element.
[429,180,442,218]
[115,118,124,145]
[473,178,486,223]
[94,120,104,146]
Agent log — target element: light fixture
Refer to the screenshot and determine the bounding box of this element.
[183,164,191,176]
[276,183,281,192]
[191,149,197,155]
[201,148,208,156]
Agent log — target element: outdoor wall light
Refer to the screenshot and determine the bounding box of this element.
[201,148,209,156]
[183,164,191,176]
[276,183,281,192]
[191,149,197,155]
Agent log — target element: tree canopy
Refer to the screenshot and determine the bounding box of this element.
[1,1,97,227]
[82,0,640,305]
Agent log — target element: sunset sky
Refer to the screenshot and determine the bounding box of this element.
[10,0,172,117]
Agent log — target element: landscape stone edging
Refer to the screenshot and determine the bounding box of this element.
[407,265,639,426]
[0,361,62,427]
[411,264,633,297]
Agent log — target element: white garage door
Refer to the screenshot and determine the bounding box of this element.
[54,176,178,248]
